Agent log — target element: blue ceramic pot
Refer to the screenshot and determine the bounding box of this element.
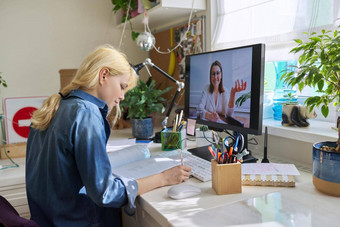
[131,117,153,139]
[313,141,340,197]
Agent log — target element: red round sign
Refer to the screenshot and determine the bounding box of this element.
[12,107,37,138]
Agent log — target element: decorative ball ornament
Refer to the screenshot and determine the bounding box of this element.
[136,32,155,51]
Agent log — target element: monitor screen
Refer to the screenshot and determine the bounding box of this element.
[184,43,265,136]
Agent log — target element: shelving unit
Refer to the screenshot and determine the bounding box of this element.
[0,158,30,219]
[115,0,206,32]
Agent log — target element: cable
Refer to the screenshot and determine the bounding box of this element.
[248,137,258,145]
[118,0,133,50]
[146,0,196,54]
[202,129,214,144]
[0,115,19,170]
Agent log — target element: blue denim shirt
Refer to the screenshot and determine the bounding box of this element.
[26,90,138,227]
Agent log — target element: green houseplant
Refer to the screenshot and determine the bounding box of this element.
[120,78,171,138]
[281,26,340,196]
[0,72,7,88]
[281,26,340,149]
[111,0,140,40]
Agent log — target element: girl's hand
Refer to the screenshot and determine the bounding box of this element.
[162,165,191,185]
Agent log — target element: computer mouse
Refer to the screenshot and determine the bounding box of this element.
[167,184,201,200]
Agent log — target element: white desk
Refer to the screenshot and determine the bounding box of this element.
[2,129,340,226]
[111,129,340,227]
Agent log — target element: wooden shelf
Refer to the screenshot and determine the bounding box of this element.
[115,0,206,32]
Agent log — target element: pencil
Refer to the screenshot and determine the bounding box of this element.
[178,110,183,127]
[177,149,183,166]
[174,114,178,132]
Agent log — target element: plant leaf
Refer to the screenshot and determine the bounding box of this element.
[321,104,329,117]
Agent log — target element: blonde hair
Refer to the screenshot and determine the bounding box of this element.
[31,44,138,131]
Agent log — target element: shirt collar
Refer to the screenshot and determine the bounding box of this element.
[66,89,108,111]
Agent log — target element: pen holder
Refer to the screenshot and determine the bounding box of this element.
[161,128,186,151]
[211,160,242,195]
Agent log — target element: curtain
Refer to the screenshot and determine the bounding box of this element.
[212,0,340,61]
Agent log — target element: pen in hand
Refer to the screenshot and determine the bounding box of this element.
[177,149,184,166]
[178,110,183,127]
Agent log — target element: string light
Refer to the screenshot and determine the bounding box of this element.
[144,0,195,54]
[119,0,196,54]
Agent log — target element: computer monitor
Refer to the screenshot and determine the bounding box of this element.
[184,43,265,161]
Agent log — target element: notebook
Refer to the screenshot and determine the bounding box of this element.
[107,144,180,179]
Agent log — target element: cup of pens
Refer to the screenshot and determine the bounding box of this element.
[212,160,242,195]
[161,128,186,151]
[161,111,187,151]
[210,132,242,195]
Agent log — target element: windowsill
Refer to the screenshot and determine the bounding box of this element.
[263,118,337,144]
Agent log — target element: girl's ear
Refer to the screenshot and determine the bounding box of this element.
[99,68,109,85]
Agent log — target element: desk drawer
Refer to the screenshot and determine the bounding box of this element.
[16,204,30,219]
[0,183,26,192]
[0,184,30,218]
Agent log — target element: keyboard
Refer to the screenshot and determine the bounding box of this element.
[159,150,212,182]
[183,153,212,182]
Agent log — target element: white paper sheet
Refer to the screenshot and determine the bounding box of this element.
[241,163,300,175]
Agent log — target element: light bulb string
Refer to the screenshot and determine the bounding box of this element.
[118,0,133,50]
[144,11,148,33]
[144,0,195,54]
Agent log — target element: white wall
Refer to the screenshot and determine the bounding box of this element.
[0,0,148,113]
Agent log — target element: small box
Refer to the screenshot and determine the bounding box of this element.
[212,160,242,195]
[0,142,27,159]
[161,129,186,151]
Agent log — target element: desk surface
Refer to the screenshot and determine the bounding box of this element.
[111,128,340,227]
[136,167,340,227]
[0,157,25,187]
[2,129,340,226]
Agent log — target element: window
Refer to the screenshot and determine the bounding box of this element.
[211,0,340,122]
[212,0,339,60]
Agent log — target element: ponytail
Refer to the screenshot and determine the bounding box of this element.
[30,44,137,131]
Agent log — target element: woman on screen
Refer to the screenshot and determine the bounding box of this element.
[197,60,246,123]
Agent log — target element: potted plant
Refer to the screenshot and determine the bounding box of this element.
[111,0,140,40]
[120,78,171,139]
[281,26,340,196]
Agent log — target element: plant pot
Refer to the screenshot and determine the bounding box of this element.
[313,141,340,197]
[140,0,152,10]
[131,117,153,139]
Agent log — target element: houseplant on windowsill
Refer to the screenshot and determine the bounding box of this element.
[120,78,171,139]
[281,26,340,196]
